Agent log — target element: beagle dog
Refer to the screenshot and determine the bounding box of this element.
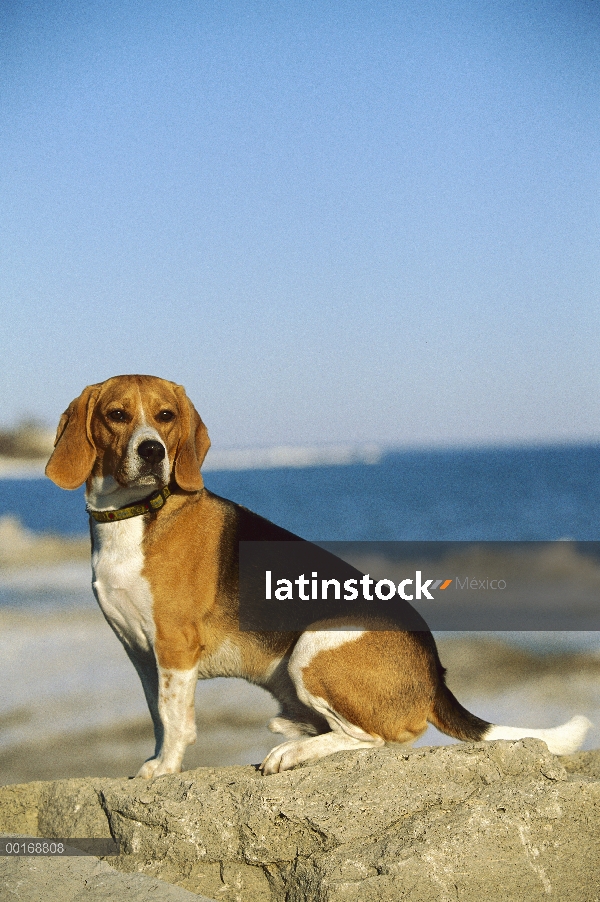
[45,375,591,778]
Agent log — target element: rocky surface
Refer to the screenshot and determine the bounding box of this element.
[0,740,599,901]
[0,844,214,902]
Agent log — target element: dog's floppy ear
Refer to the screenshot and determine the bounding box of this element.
[45,384,100,489]
[173,385,210,492]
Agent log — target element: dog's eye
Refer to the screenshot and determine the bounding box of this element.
[107,409,128,423]
[157,410,175,423]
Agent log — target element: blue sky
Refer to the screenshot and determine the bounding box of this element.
[1,0,599,448]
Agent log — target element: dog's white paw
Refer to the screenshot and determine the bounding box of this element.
[260,740,303,775]
[260,731,384,775]
[136,758,181,779]
[136,759,159,779]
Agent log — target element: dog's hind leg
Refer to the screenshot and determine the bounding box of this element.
[265,654,331,742]
[261,629,396,775]
[260,628,438,774]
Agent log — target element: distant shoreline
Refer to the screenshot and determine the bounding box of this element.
[2,438,600,481]
[0,444,382,479]
[0,458,50,480]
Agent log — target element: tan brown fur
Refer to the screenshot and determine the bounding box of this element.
[45,384,100,489]
[301,631,434,742]
[142,490,297,676]
[141,491,228,670]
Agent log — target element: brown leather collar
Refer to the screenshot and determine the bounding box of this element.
[87,485,171,523]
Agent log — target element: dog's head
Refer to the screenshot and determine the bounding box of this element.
[45,375,210,496]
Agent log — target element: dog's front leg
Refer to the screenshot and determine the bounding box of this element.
[136,664,199,779]
[123,645,164,757]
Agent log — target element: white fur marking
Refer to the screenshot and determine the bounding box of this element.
[91,516,155,653]
[484,715,592,755]
[122,423,170,487]
[87,474,155,510]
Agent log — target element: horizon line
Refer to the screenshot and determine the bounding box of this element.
[1,436,600,480]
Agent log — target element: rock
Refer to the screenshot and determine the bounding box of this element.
[562,748,600,780]
[0,782,45,835]
[37,780,114,840]
[0,842,215,901]
[0,740,599,901]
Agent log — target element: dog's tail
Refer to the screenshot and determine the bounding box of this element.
[429,680,592,755]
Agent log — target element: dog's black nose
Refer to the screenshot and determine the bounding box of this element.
[137,440,166,465]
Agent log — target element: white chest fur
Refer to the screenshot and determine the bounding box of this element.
[91,517,155,653]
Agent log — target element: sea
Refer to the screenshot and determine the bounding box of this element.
[1,444,599,782]
[4,443,600,542]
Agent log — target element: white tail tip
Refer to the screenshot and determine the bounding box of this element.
[484,715,593,756]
